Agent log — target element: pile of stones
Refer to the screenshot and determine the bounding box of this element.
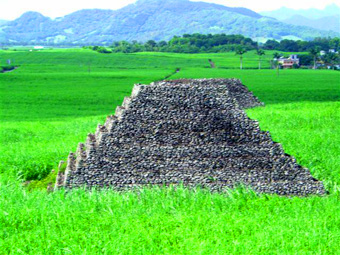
[158,79,264,109]
[55,79,325,196]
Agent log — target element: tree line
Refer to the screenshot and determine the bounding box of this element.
[263,37,340,52]
[85,34,340,54]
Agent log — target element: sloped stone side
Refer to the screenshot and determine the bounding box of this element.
[157,79,264,109]
[56,79,325,196]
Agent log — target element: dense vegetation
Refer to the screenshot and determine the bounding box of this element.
[86,34,340,54]
[0,48,339,253]
[263,37,340,52]
[107,34,258,53]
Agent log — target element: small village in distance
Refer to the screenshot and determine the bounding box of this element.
[274,49,340,69]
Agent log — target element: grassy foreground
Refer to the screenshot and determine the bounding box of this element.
[1,182,340,254]
[0,49,339,254]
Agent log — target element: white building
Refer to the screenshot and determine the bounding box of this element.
[33,46,44,50]
[277,55,300,69]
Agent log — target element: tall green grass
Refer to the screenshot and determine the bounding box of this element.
[0,49,339,254]
[1,181,340,254]
[1,50,177,179]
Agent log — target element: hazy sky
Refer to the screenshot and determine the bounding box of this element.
[1,0,339,20]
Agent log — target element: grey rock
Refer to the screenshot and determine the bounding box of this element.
[56,79,325,196]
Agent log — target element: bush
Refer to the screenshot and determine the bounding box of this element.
[293,63,300,69]
[25,170,58,191]
[298,54,313,66]
[97,48,112,54]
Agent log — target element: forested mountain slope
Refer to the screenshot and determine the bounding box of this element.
[0,0,338,45]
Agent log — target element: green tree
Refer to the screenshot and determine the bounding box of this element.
[256,49,265,69]
[145,40,157,51]
[298,54,313,66]
[323,52,340,70]
[329,38,340,51]
[279,39,299,52]
[273,52,281,59]
[235,47,247,70]
[263,39,280,50]
[309,47,320,69]
[158,41,168,47]
[271,52,282,75]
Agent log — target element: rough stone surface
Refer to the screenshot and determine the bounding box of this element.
[56,79,325,196]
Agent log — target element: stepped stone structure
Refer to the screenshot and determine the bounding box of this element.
[55,79,325,196]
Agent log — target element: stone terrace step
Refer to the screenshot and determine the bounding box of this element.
[99,142,285,159]
[98,156,301,173]
[58,79,325,196]
[67,178,324,196]
[105,129,273,146]
[120,109,251,125]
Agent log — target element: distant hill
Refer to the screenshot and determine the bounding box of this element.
[282,14,340,33]
[261,4,340,33]
[261,4,340,20]
[0,0,338,45]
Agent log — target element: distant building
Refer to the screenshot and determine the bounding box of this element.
[329,49,336,53]
[277,55,300,69]
[327,64,340,70]
[33,46,44,50]
[320,50,326,56]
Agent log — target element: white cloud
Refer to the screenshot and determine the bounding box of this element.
[1,0,339,20]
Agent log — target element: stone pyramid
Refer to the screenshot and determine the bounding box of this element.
[55,79,325,196]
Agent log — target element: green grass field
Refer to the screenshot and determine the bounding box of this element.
[0,48,339,254]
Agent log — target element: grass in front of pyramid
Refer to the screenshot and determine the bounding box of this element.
[0,48,339,254]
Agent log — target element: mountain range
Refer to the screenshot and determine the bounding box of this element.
[0,0,338,45]
[261,4,340,33]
